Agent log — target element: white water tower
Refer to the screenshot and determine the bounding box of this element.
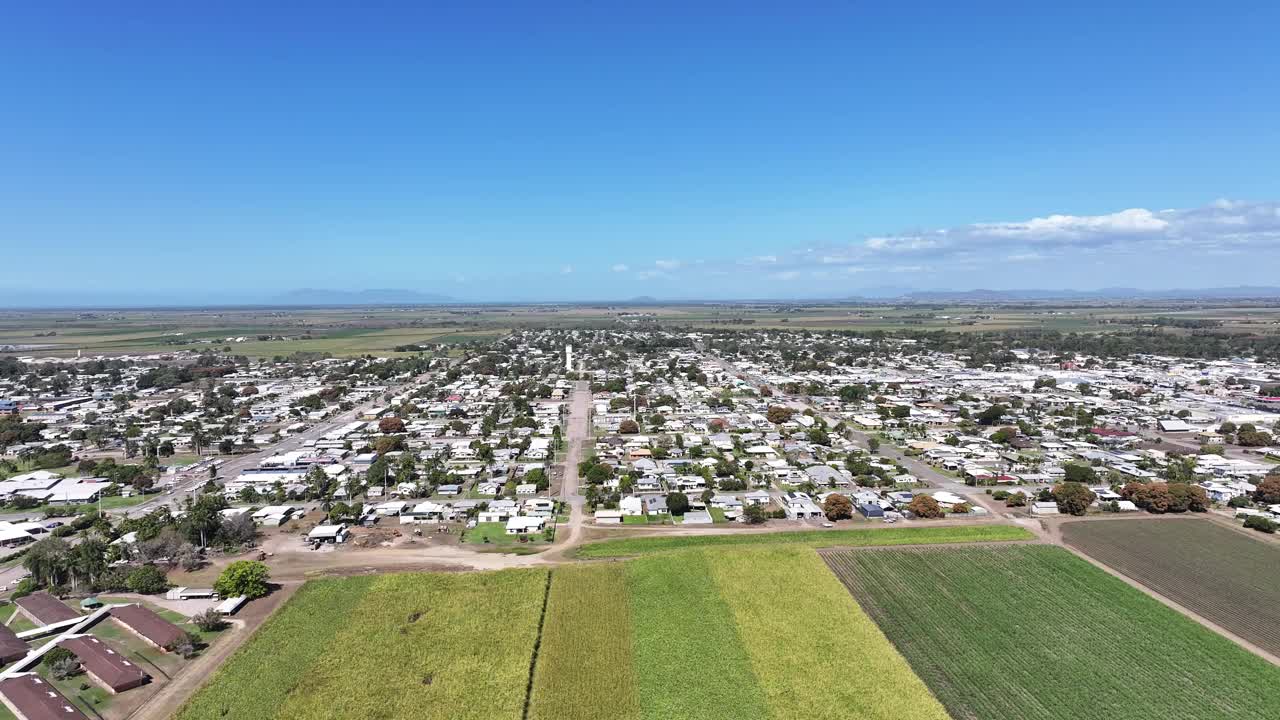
[565,344,573,372]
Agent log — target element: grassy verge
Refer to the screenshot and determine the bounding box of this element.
[576,523,1034,558]
[528,566,641,720]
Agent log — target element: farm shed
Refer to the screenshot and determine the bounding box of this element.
[0,674,88,720]
[58,636,149,694]
[14,592,79,626]
[858,503,885,518]
[110,604,186,651]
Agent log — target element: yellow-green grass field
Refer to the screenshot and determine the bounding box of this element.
[574,523,1034,558]
[178,570,548,720]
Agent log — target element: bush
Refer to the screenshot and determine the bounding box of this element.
[192,608,228,633]
[9,577,36,600]
[1244,515,1277,534]
[125,564,170,594]
[42,646,76,668]
[166,630,202,659]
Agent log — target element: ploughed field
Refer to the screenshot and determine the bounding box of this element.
[1061,517,1280,658]
[824,544,1280,720]
[177,527,1280,720]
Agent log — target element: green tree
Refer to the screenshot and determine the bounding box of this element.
[665,492,690,517]
[742,503,767,525]
[214,560,271,600]
[126,564,170,594]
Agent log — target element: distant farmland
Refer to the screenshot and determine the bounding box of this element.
[1062,518,1280,658]
[825,545,1280,720]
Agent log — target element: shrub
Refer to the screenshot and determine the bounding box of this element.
[192,608,228,633]
[1244,515,1277,534]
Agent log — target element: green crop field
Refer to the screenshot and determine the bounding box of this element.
[531,547,948,720]
[528,565,641,720]
[574,523,1034,558]
[626,550,771,719]
[1062,518,1280,658]
[176,575,376,720]
[825,545,1280,720]
[707,547,949,720]
[177,570,548,720]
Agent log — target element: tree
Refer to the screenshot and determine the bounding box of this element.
[378,417,406,434]
[990,427,1017,445]
[907,495,944,519]
[1005,491,1027,508]
[214,560,271,600]
[23,536,71,588]
[976,404,1008,426]
[1051,482,1096,516]
[665,492,690,517]
[126,564,170,594]
[1254,477,1280,505]
[766,405,794,425]
[823,494,853,521]
[618,419,640,434]
[866,437,880,454]
[742,503,767,525]
[1062,463,1098,484]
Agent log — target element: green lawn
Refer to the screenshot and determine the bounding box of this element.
[463,521,551,545]
[826,545,1280,720]
[575,523,1034,558]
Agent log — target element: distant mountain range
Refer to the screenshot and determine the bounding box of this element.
[270,288,454,305]
[855,286,1280,303]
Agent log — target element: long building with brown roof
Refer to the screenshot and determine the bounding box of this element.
[0,674,88,720]
[13,593,78,627]
[109,604,186,650]
[0,624,29,664]
[58,636,148,694]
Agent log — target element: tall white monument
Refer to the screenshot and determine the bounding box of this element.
[565,344,573,372]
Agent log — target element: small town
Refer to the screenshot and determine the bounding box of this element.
[6,3,1280,718]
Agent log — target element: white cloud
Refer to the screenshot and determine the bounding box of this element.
[654,259,682,270]
[561,265,573,275]
[807,200,1280,269]
[610,263,629,272]
[771,270,801,281]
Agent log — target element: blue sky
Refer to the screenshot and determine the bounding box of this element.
[3,2,1279,304]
